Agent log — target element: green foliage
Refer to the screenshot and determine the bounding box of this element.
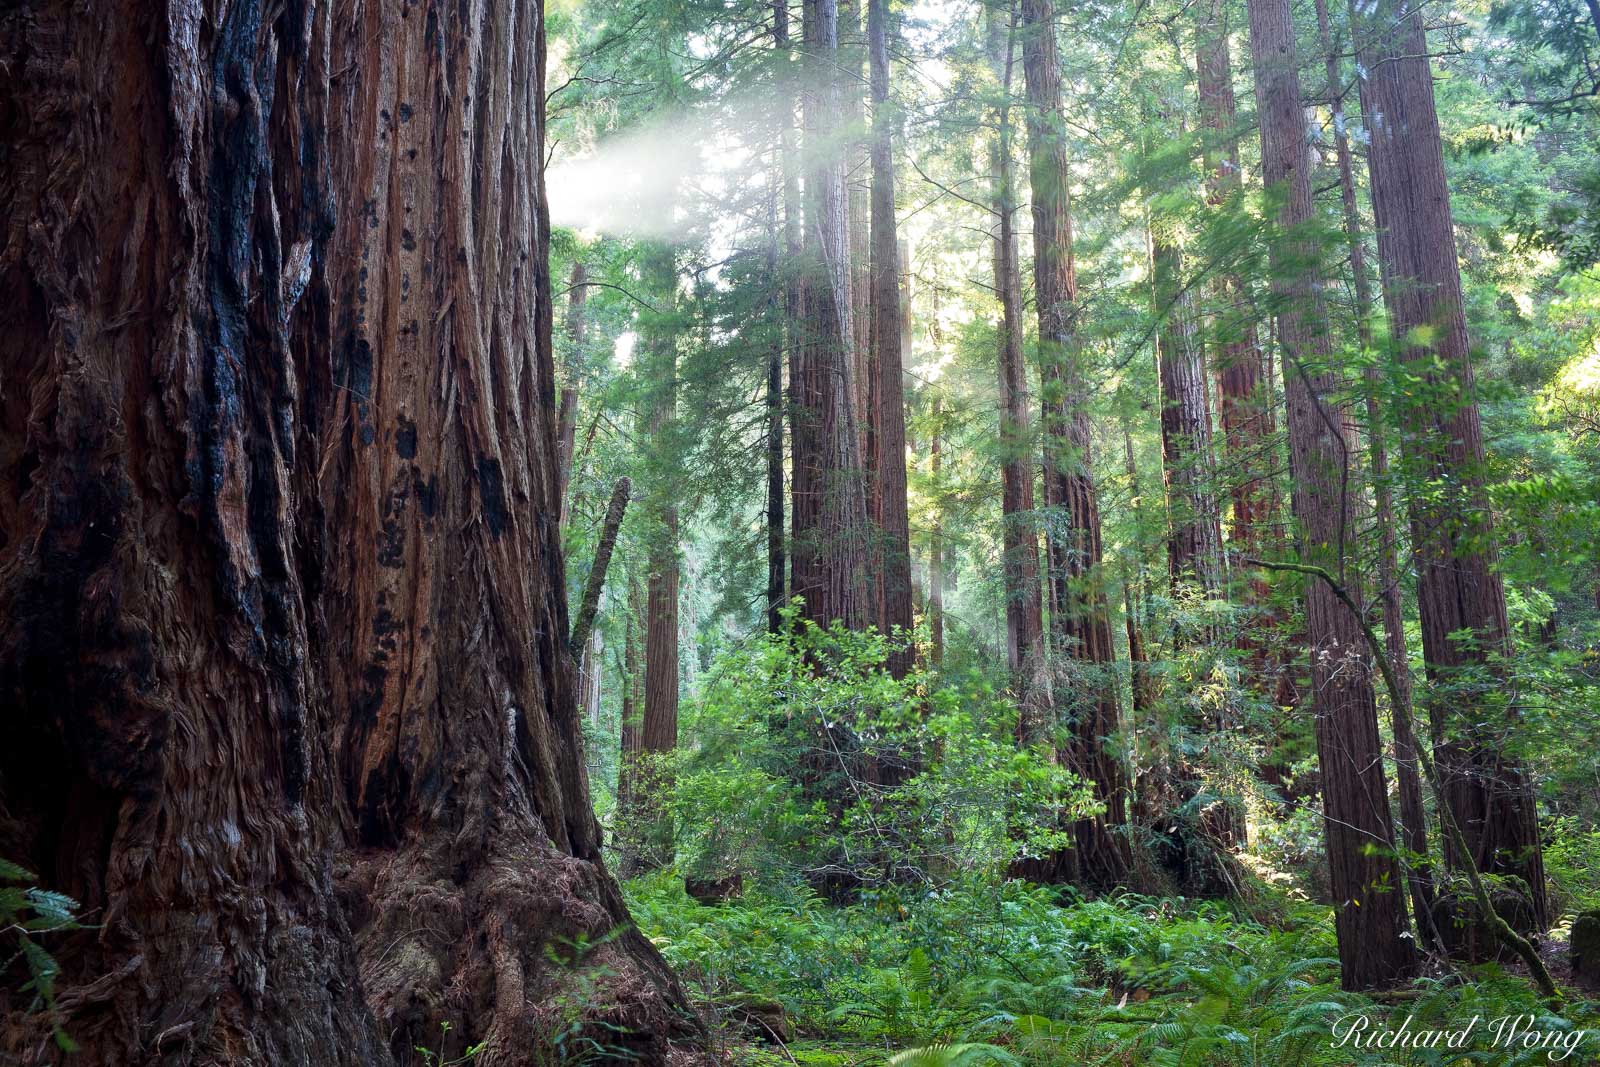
[1545,817,1600,914]
[885,1044,1020,1066]
[658,607,1096,888]
[414,1022,486,1067]
[628,872,1600,1064]
[1,858,83,1053]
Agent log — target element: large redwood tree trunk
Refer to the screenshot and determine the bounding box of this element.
[0,1,699,1062]
[793,0,873,631]
[1018,0,1132,890]
[1314,0,1435,938]
[1248,0,1416,990]
[986,1,1048,701]
[1354,0,1547,929]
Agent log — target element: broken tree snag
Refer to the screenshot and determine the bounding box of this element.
[572,483,633,654]
[1,0,702,1063]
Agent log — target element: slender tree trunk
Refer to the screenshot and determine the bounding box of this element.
[777,0,804,632]
[930,397,947,670]
[1314,0,1435,939]
[842,0,873,458]
[986,1,1048,700]
[1247,0,1417,990]
[796,0,873,631]
[1196,0,1286,676]
[767,152,788,634]
[0,1,697,1062]
[1151,229,1226,596]
[1353,0,1547,929]
[618,574,645,855]
[583,631,605,728]
[867,0,913,679]
[1018,0,1131,889]
[559,262,587,527]
[1120,416,1160,720]
[623,246,681,878]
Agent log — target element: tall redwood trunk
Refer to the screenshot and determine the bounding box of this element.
[1248,0,1417,989]
[1353,0,1547,928]
[620,246,680,877]
[842,0,873,454]
[1196,0,1285,682]
[987,1,1047,698]
[1019,0,1131,889]
[794,0,873,631]
[0,1,697,1062]
[1314,0,1435,937]
[776,0,802,633]
[867,0,913,678]
[766,144,788,635]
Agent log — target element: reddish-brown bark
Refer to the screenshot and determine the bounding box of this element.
[774,0,802,634]
[1196,0,1280,568]
[1353,0,1547,929]
[867,0,914,680]
[842,0,873,451]
[986,2,1048,697]
[0,1,699,1062]
[1018,0,1131,890]
[793,0,873,632]
[1248,0,1417,989]
[618,247,681,877]
[1314,0,1435,938]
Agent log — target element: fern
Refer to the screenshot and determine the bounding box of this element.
[885,1042,1021,1066]
[1,860,84,1052]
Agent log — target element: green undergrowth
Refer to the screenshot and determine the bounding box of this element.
[625,872,1600,1065]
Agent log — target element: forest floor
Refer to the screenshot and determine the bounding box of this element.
[622,873,1600,1066]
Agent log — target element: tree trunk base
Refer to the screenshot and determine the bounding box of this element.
[341,829,705,1065]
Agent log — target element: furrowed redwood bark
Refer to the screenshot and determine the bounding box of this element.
[0,1,701,1063]
[1018,0,1131,889]
[1314,0,1435,938]
[795,0,873,631]
[1247,0,1417,989]
[842,0,873,452]
[986,0,1048,700]
[1353,0,1547,929]
[867,0,913,679]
